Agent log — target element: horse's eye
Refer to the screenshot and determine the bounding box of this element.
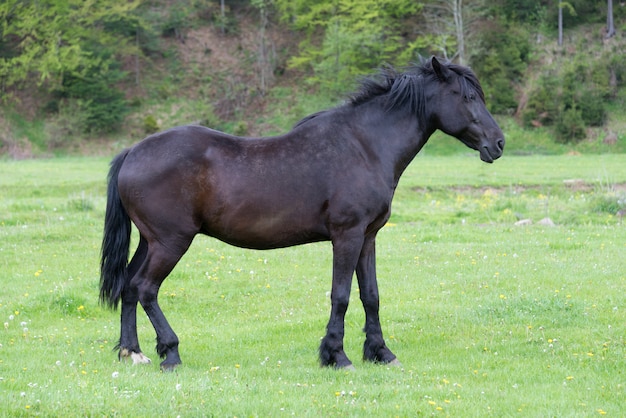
[466,93,476,101]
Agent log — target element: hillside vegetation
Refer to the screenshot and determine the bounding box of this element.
[1,0,626,157]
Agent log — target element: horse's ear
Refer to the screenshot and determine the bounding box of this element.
[431,56,450,82]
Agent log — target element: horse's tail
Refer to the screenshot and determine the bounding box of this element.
[99,149,132,310]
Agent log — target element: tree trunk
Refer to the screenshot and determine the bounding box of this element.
[606,0,616,38]
[558,2,563,46]
[258,5,268,95]
[220,0,226,34]
[453,0,465,64]
[135,31,140,86]
[255,0,274,96]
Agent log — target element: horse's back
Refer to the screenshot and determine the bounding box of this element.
[127,125,239,161]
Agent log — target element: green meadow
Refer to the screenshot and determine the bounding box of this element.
[1,153,625,416]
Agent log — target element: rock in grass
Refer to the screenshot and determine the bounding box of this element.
[537,217,556,227]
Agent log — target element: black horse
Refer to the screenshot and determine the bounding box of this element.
[100,57,504,370]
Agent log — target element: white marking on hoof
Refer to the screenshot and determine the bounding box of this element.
[120,348,152,365]
[387,358,403,368]
[131,352,152,365]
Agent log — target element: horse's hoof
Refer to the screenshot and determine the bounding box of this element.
[130,352,152,365]
[120,349,152,365]
[338,363,356,371]
[386,358,402,368]
[160,361,181,372]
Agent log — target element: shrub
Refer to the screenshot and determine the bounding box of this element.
[521,73,560,127]
[577,89,606,127]
[554,106,586,143]
[143,115,160,134]
[592,192,626,214]
[232,121,249,136]
[45,100,88,149]
[62,65,128,135]
[521,57,609,143]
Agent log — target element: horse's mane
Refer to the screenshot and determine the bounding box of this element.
[350,59,485,120]
[292,59,484,129]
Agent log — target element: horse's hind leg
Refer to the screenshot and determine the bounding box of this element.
[118,236,151,364]
[134,237,193,370]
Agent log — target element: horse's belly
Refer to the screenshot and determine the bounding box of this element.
[203,205,329,250]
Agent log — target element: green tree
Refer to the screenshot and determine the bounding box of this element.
[469,18,530,114]
[521,55,612,143]
[275,0,421,95]
[1,0,141,93]
[1,0,144,134]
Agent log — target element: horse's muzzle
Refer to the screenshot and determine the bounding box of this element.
[480,137,505,163]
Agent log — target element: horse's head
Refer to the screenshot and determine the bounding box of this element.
[429,57,504,163]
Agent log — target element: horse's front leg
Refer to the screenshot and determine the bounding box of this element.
[356,235,399,365]
[319,234,364,369]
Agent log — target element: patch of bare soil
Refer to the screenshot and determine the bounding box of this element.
[176,16,294,95]
[0,115,33,159]
[130,11,300,137]
[178,28,247,76]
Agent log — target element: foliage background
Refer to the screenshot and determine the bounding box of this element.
[1,0,626,155]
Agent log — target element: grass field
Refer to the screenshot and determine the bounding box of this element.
[1,153,625,416]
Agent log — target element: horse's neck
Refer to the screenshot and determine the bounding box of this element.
[356,104,432,182]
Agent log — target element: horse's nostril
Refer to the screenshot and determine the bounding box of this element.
[497,138,505,151]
